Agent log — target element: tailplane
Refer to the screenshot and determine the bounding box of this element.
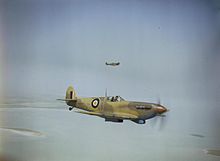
[57,85,77,107]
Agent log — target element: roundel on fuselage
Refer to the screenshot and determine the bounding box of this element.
[91,98,99,108]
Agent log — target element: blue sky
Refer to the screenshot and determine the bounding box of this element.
[0,0,219,98]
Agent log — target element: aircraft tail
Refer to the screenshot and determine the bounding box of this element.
[65,86,77,107]
[57,86,77,107]
[66,85,77,100]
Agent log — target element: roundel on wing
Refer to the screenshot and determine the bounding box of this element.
[91,98,99,108]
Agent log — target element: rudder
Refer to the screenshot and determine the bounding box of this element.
[66,86,77,100]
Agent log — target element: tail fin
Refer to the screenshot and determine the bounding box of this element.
[57,86,77,107]
[66,86,77,100]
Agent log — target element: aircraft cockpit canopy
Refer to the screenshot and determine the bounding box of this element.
[107,96,125,102]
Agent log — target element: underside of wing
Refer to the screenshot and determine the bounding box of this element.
[109,112,138,120]
[74,110,103,117]
[74,110,137,120]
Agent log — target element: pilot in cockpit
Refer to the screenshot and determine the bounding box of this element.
[111,96,114,102]
[114,96,119,102]
[109,96,121,102]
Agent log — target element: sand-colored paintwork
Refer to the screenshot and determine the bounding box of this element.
[60,86,168,124]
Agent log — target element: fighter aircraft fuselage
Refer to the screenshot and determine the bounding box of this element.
[67,97,166,124]
[59,86,168,124]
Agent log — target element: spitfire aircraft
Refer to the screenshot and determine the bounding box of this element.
[58,86,168,124]
[105,61,120,66]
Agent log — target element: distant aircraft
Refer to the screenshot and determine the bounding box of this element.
[105,61,120,66]
[58,86,169,124]
[190,133,205,138]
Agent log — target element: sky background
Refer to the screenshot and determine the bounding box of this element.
[0,0,220,161]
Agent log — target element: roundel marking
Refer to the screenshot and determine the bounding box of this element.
[91,98,99,108]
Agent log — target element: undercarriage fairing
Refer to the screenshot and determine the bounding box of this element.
[105,118,123,123]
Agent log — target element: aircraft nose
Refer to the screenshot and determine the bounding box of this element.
[156,106,168,114]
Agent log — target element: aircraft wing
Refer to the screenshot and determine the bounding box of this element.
[75,110,137,120]
[108,112,138,119]
[75,110,103,117]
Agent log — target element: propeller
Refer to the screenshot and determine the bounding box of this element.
[150,113,168,130]
[158,113,167,130]
[150,96,169,130]
[105,88,108,97]
[157,96,161,105]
